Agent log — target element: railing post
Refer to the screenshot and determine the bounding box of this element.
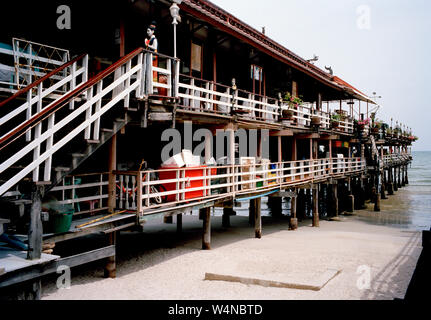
[78,55,88,102]
[124,59,132,109]
[190,78,195,109]
[32,82,43,182]
[226,87,231,114]
[140,53,146,98]
[175,59,180,98]
[25,89,32,141]
[167,59,172,97]
[43,113,55,182]
[136,53,143,98]
[137,171,143,216]
[84,86,94,140]
[83,54,89,84]
[145,172,150,207]
[93,81,103,141]
[69,61,76,110]
[148,53,154,95]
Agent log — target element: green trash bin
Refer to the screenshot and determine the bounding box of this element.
[50,204,74,234]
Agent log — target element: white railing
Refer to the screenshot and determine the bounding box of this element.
[112,157,365,215]
[177,75,280,122]
[177,76,354,132]
[0,54,88,143]
[50,172,109,216]
[0,48,178,197]
[383,153,411,166]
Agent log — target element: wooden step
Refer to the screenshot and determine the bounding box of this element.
[71,153,86,158]
[101,128,114,133]
[86,139,100,144]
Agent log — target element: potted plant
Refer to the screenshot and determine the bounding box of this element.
[357,118,370,130]
[331,113,341,128]
[386,127,393,138]
[372,119,382,134]
[311,114,321,126]
[281,92,302,120]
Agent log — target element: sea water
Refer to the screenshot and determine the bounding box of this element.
[213,151,431,231]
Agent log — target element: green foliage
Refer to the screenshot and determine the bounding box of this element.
[283,92,303,109]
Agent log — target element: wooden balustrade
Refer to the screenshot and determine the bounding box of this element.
[109,158,366,214]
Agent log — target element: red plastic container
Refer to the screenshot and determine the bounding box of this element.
[159,166,217,202]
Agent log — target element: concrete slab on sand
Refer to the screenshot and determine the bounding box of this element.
[205,269,341,291]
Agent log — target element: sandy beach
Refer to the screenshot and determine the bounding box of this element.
[40,186,426,300]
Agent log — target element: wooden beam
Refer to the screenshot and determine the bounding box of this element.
[201,207,211,250]
[296,133,320,139]
[254,197,262,239]
[27,185,44,260]
[292,136,297,161]
[177,214,182,233]
[269,129,293,137]
[278,136,282,163]
[290,189,298,230]
[319,134,340,140]
[104,232,116,278]
[312,185,319,227]
[0,246,115,289]
[108,134,117,213]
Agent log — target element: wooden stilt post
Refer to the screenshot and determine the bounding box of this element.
[401,165,406,186]
[289,190,298,230]
[164,215,173,224]
[397,165,402,189]
[312,184,319,227]
[201,207,211,250]
[104,231,116,278]
[270,196,283,218]
[222,207,232,228]
[347,178,354,213]
[381,172,387,200]
[387,167,394,195]
[28,184,44,261]
[255,197,262,238]
[391,166,398,191]
[177,213,182,233]
[306,188,312,217]
[332,183,339,217]
[374,171,381,212]
[360,176,367,208]
[374,192,381,211]
[249,199,255,226]
[405,164,409,185]
[108,134,117,213]
[297,189,306,220]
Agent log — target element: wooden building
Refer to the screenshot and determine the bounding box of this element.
[0,0,415,299]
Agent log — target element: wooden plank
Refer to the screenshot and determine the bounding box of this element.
[205,269,341,291]
[0,246,114,289]
[269,129,294,137]
[27,185,43,260]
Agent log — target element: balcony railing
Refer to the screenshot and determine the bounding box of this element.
[112,157,365,215]
[382,153,411,166]
[172,73,355,133]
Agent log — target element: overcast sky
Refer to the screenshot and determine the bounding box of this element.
[211,0,431,151]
